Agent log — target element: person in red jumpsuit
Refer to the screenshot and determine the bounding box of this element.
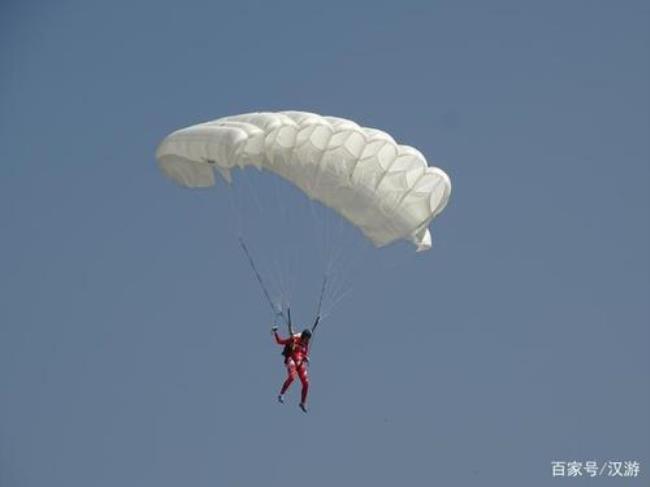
[272,326,312,413]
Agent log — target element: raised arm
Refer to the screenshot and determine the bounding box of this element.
[273,328,290,345]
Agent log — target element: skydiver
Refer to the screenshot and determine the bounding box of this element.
[272,310,319,413]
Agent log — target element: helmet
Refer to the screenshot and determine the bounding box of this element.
[301,329,312,340]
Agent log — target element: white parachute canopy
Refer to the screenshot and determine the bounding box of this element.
[156,111,451,251]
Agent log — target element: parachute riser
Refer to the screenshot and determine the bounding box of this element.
[238,236,288,327]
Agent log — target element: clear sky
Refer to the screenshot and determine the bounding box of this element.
[1,1,648,485]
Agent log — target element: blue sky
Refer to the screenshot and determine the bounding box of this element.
[1,1,648,485]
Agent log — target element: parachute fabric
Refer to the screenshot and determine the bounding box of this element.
[156,111,451,251]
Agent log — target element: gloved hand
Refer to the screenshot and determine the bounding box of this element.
[271,326,279,333]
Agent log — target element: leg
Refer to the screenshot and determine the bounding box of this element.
[297,362,309,405]
[280,358,297,395]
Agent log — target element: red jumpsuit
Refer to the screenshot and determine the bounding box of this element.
[274,332,310,404]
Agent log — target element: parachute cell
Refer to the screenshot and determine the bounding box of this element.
[156,111,451,250]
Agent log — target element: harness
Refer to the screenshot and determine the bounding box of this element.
[280,307,320,363]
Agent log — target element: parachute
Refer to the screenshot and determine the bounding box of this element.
[156,111,451,251]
